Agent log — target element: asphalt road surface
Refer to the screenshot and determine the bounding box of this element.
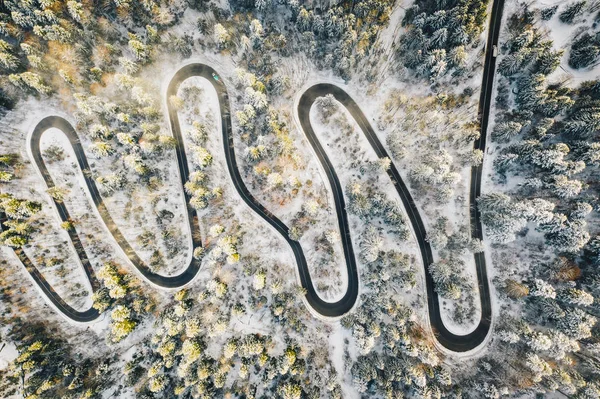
[297,0,504,351]
[1,0,502,348]
[0,63,360,322]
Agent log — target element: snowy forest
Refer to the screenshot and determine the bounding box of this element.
[1,0,600,398]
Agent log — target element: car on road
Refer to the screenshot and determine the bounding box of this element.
[212,72,219,81]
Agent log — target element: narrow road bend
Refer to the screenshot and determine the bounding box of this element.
[295,0,504,351]
[0,0,503,347]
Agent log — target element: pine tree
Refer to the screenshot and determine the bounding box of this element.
[525,353,553,382]
[541,6,558,20]
[492,121,522,142]
[504,279,530,298]
[297,8,312,32]
[535,49,563,75]
[0,44,19,71]
[515,74,547,111]
[559,1,587,24]
[552,175,582,198]
[279,382,302,399]
[529,278,556,298]
[570,202,592,220]
[426,217,449,249]
[9,72,52,95]
[0,171,13,182]
[477,192,553,243]
[351,356,377,392]
[88,141,114,157]
[0,153,19,167]
[569,33,600,69]
[128,33,150,62]
[527,331,552,351]
[542,218,590,253]
[509,29,534,53]
[192,146,213,169]
[558,308,596,339]
[361,226,383,263]
[0,194,42,219]
[498,53,525,76]
[92,288,111,312]
[213,24,230,48]
[148,375,168,393]
[559,287,594,306]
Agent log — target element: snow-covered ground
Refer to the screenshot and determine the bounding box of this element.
[0,342,17,371]
[480,0,600,357]
[0,25,485,336]
[308,96,422,307]
[542,2,600,83]
[0,108,96,312]
[0,2,518,397]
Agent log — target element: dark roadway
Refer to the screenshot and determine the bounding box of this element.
[171,65,361,317]
[1,0,502,350]
[297,0,505,351]
[0,63,360,322]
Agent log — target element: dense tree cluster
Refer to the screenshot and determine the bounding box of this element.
[0,0,191,108]
[569,32,600,69]
[409,149,462,203]
[429,256,472,300]
[0,151,41,247]
[311,229,345,297]
[342,237,452,397]
[538,1,598,69]
[398,0,488,80]
[364,245,416,292]
[346,179,410,240]
[476,254,600,396]
[177,84,223,213]
[489,7,599,255]
[0,192,42,247]
[126,272,341,398]
[426,217,481,322]
[559,1,587,24]
[382,91,481,210]
[478,6,600,397]
[478,192,555,244]
[291,0,394,79]
[497,25,563,79]
[93,262,151,343]
[0,323,113,398]
[233,68,313,211]
[226,0,395,80]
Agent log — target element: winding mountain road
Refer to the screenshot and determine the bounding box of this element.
[0,63,361,322]
[0,69,210,321]
[185,64,360,317]
[296,0,505,351]
[0,0,503,351]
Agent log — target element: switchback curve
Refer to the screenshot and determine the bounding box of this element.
[298,84,491,352]
[186,63,360,317]
[295,0,504,351]
[1,0,503,347]
[0,63,360,322]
